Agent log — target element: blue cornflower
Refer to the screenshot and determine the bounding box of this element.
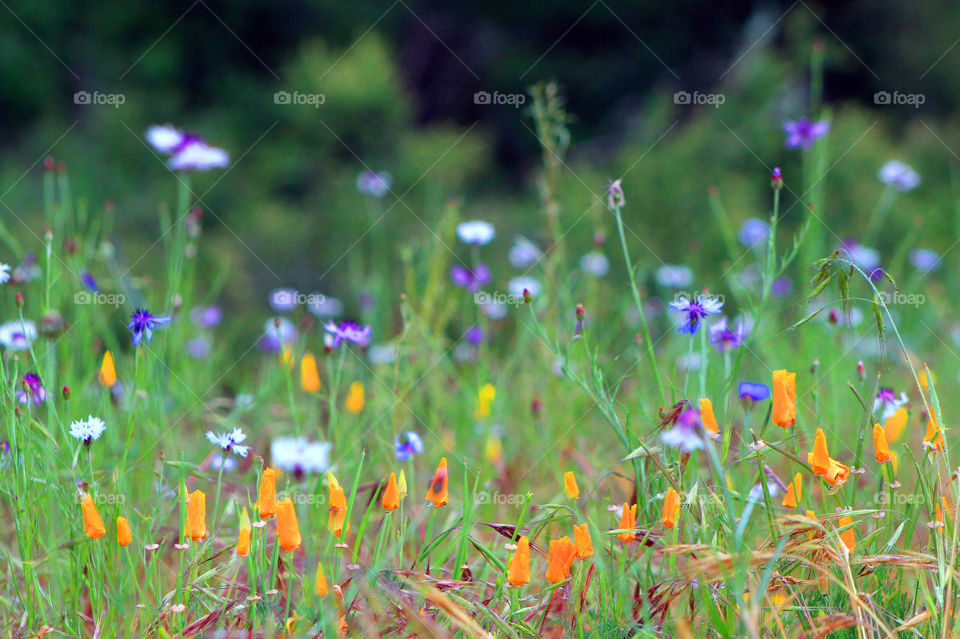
[708,317,744,352]
[394,431,424,461]
[738,382,770,402]
[324,321,372,348]
[669,294,723,335]
[127,308,171,346]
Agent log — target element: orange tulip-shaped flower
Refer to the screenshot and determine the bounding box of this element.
[563,471,580,499]
[700,398,719,435]
[259,467,277,519]
[185,490,207,541]
[617,502,637,542]
[345,381,365,413]
[837,515,855,552]
[236,525,251,556]
[573,523,594,559]
[316,561,329,597]
[772,369,796,427]
[925,413,946,452]
[81,494,106,539]
[328,473,348,537]
[873,423,891,463]
[782,473,802,508]
[809,428,831,475]
[662,487,681,528]
[545,536,577,583]
[507,536,530,586]
[382,472,400,511]
[116,516,132,546]
[301,353,321,393]
[884,408,908,443]
[99,350,117,387]
[276,498,301,551]
[426,457,449,507]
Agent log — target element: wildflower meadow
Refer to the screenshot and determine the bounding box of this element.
[3,3,960,638]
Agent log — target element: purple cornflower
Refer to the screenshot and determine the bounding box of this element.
[783,118,830,150]
[127,308,171,346]
[737,218,769,247]
[189,305,223,328]
[873,388,908,421]
[909,248,940,273]
[450,262,492,293]
[738,382,770,402]
[394,431,424,461]
[708,317,744,352]
[772,277,793,297]
[660,407,703,452]
[16,373,47,406]
[606,178,625,210]
[356,171,393,198]
[145,124,229,171]
[324,321,371,348]
[465,325,485,345]
[878,160,920,192]
[668,294,723,335]
[186,337,211,359]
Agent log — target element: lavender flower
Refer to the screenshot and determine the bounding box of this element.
[324,321,372,348]
[737,218,769,247]
[669,294,723,335]
[206,428,250,458]
[660,407,703,452]
[708,318,744,352]
[840,240,880,272]
[189,305,223,328]
[394,431,424,461]
[127,308,171,346]
[465,325,485,345]
[878,160,920,191]
[909,248,940,273]
[450,263,492,293]
[509,237,541,268]
[16,373,47,406]
[738,382,770,402]
[456,220,495,245]
[146,125,229,171]
[356,171,393,198]
[783,118,830,150]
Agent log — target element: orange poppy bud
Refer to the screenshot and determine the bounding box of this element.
[781,473,801,508]
[545,536,577,583]
[316,561,329,596]
[573,523,594,559]
[809,428,831,475]
[837,515,855,552]
[925,413,945,452]
[276,498,301,551]
[345,381,364,413]
[185,490,207,541]
[99,351,117,387]
[116,516,132,546]
[301,353,321,393]
[873,423,891,463]
[426,457,449,507]
[942,496,954,521]
[563,471,580,499]
[382,472,400,511]
[81,494,106,539]
[700,398,719,435]
[662,488,681,528]
[617,502,637,542]
[328,473,349,537]
[772,369,796,427]
[507,536,530,586]
[236,526,251,556]
[884,408,908,443]
[259,468,277,519]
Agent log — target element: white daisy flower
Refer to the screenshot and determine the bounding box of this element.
[0,263,11,284]
[70,415,107,445]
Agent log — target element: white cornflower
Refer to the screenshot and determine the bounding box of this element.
[206,428,249,457]
[456,220,495,246]
[0,263,10,284]
[579,251,610,277]
[0,320,36,351]
[70,415,107,445]
[270,437,331,476]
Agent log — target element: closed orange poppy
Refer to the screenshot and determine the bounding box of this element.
[838,515,855,552]
[316,562,329,596]
[236,526,251,556]
[382,472,400,511]
[772,369,796,428]
[99,351,117,387]
[185,490,207,541]
[617,502,637,542]
[563,471,580,499]
[426,458,449,507]
[259,468,277,519]
[544,536,577,583]
[925,413,945,452]
[873,423,891,463]
[700,398,719,435]
[809,428,831,475]
[573,523,593,559]
[328,473,348,537]
[662,488,681,528]
[276,498,301,551]
[81,494,106,539]
[301,353,321,393]
[116,516,132,546]
[782,473,801,508]
[507,536,530,586]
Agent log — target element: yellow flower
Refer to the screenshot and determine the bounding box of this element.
[563,471,580,499]
[301,353,321,393]
[474,383,495,419]
[99,351,117,387]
